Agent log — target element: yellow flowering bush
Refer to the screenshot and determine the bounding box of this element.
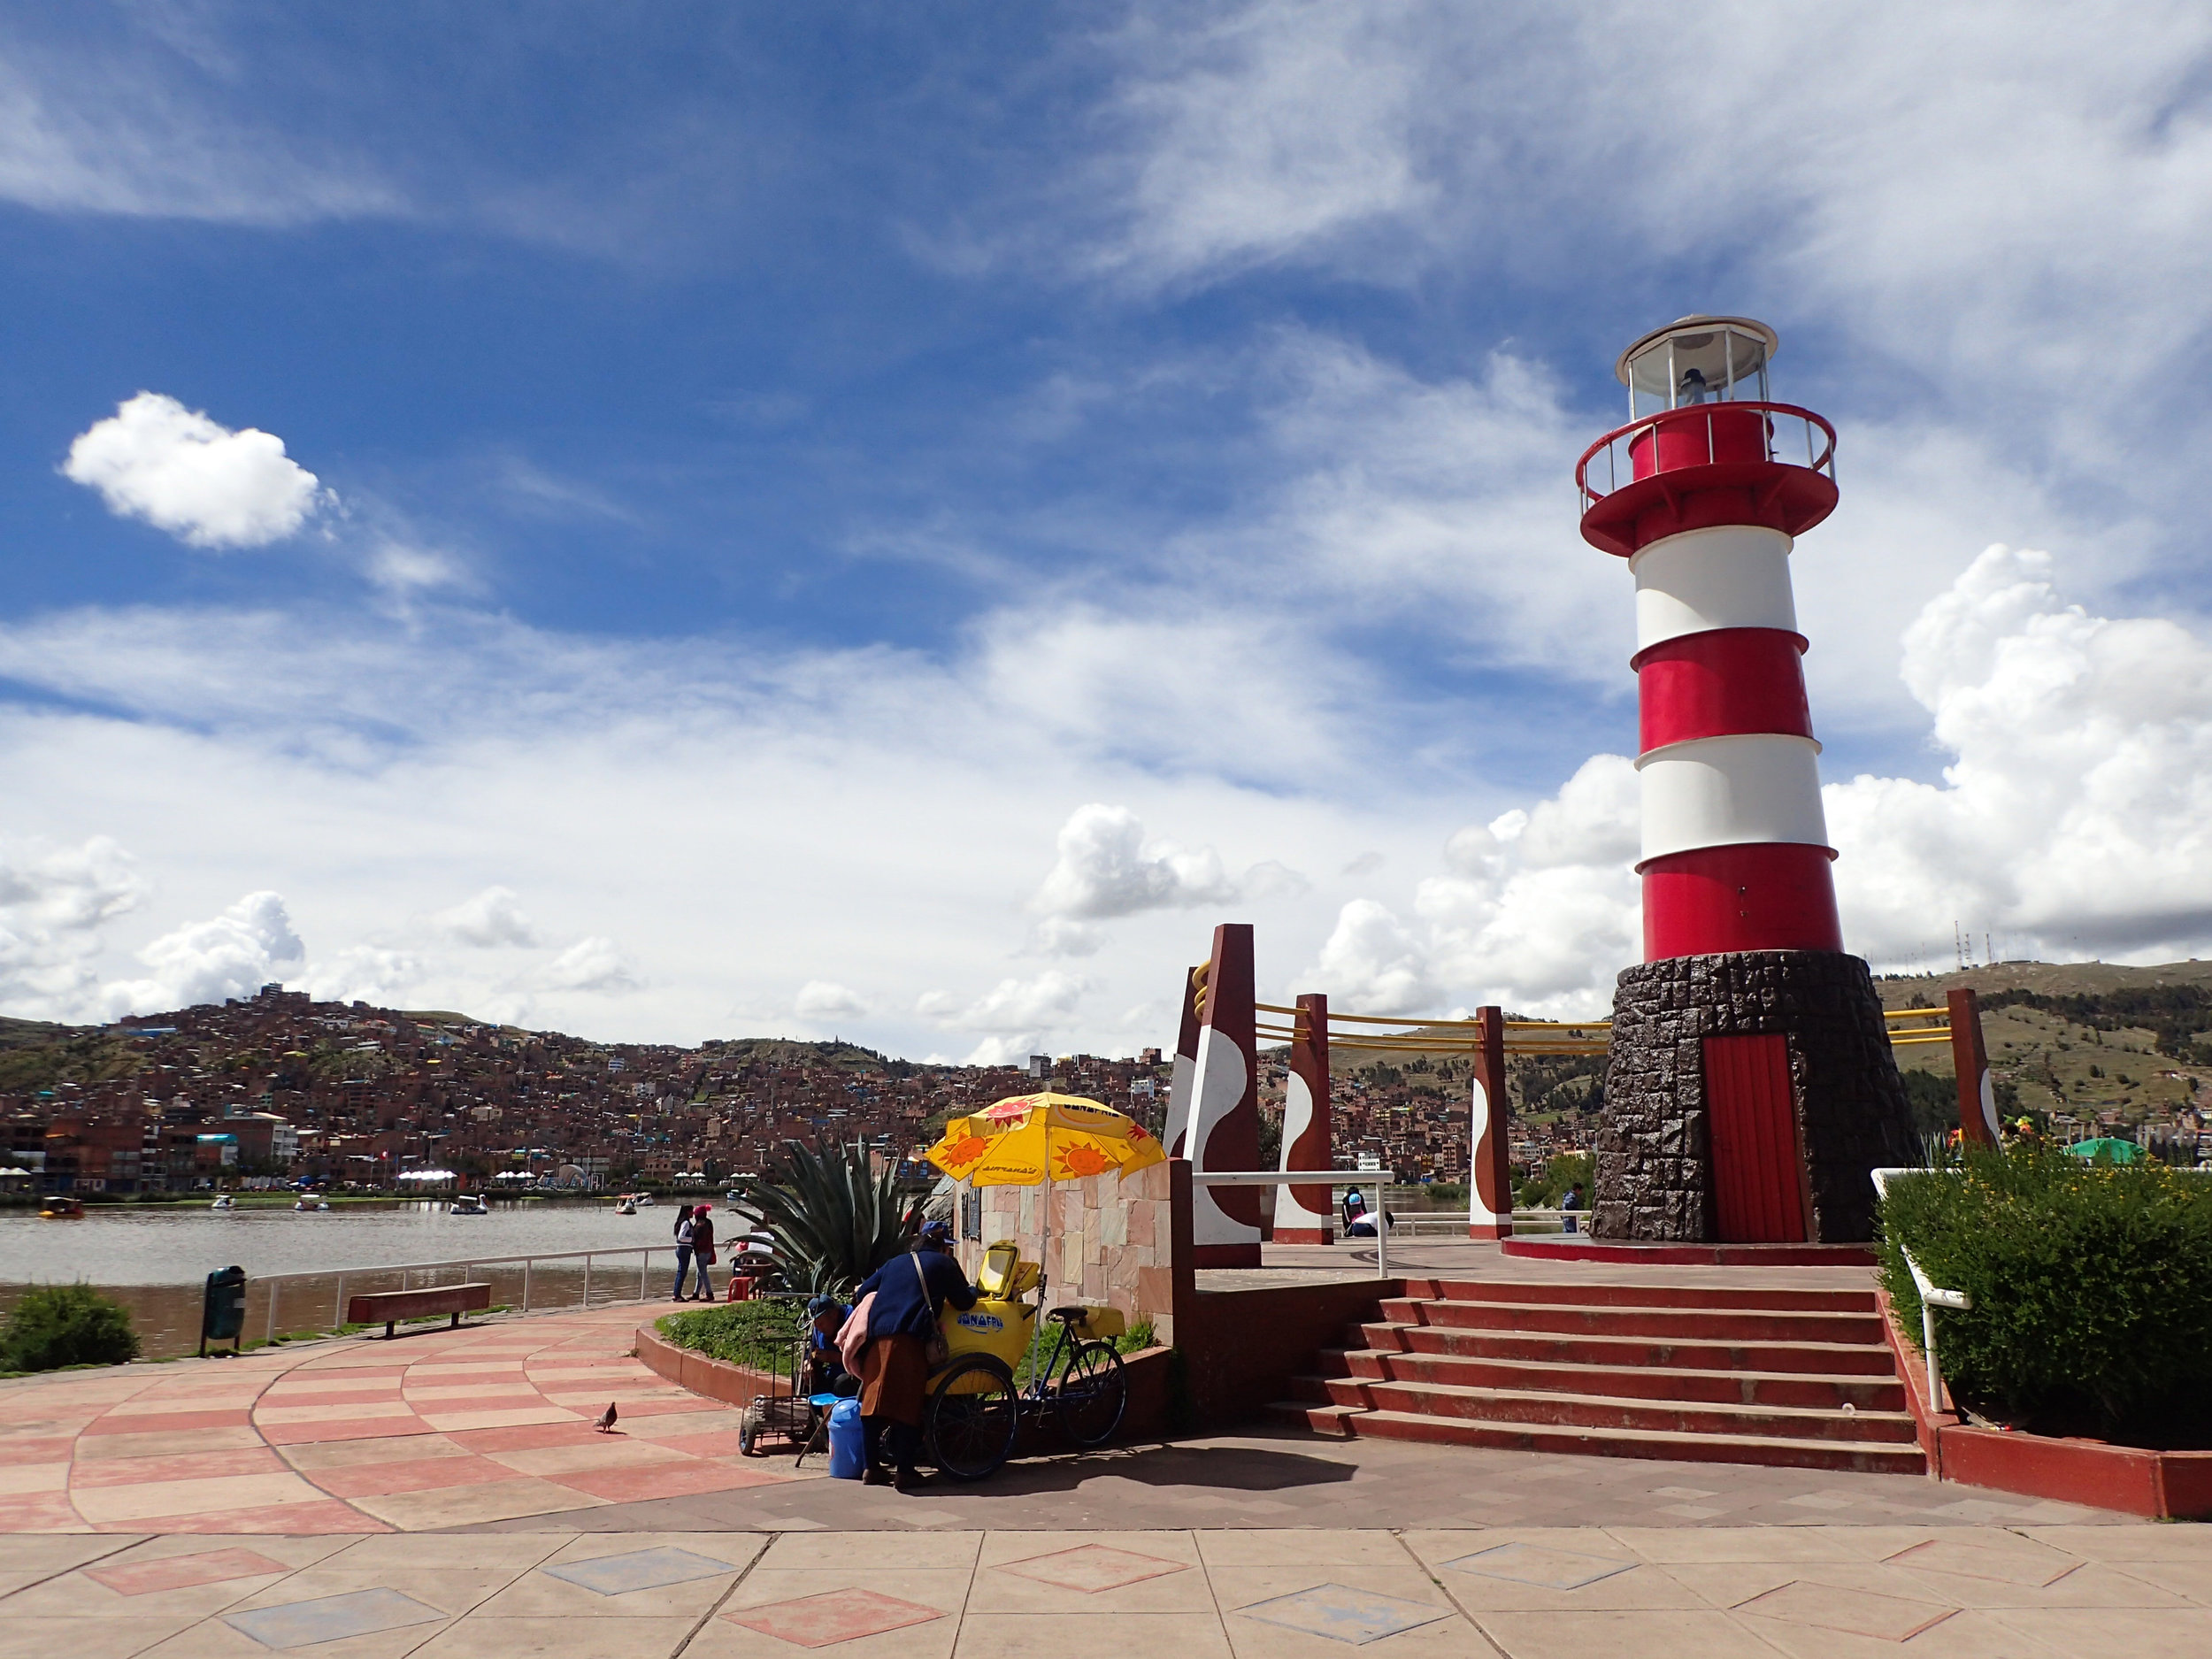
[1878,1142,2212,1444]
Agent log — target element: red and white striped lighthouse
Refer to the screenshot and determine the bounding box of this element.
[1578,317,1840,957]
[1578,318,1915,1245]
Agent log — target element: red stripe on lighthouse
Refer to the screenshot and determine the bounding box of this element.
[1636,628,1812,753]
[1642,841,1843,958]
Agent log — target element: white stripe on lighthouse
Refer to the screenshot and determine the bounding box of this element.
[1631,524,1797,655]
[1637,732,1831,866]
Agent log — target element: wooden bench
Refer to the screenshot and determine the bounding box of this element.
[346,1283,493,1338]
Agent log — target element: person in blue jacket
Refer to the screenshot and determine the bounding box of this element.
[850,1220,976,1489]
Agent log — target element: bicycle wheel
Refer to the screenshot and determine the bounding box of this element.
[1053,1340,1126,1448]
[924,1354,1018,1480]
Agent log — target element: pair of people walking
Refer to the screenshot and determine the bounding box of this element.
[671,1202,718,1301]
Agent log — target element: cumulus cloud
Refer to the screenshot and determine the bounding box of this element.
[794,979,869,1020]
[1029,803,1308,955]
[64,393,326,549]
[1306,898,1440,1015]
[918,970,1089,1064]
[1830,546,2212,965]
[304,944,426,1007]
[431,886,538,949]
[0,837,150,1015]
[100,890,303,1018]
[534,936,641,995]
[1033,803,1237,919]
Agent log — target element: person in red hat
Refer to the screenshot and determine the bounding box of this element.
[685,1202,718,1302]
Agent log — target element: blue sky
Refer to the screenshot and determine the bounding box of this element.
[4,4,2212,1055]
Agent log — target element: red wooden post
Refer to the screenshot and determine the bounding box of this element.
[1948,988,2000,1145]
[1468,1006,1513,1239]
[1275,993,1334,1243]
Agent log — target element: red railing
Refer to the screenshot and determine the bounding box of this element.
[1576,400,1837,517]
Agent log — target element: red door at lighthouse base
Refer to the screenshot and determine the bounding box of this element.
[1703,1033,1807,1242]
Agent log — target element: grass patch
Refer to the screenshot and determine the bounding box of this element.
[658,1297,805,1372]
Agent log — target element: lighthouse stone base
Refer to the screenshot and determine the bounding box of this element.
[1593,949,1916,1245]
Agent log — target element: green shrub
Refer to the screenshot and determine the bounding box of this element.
[658,1297,805,1373]
[1879,1142,2212,1443]
[1,1283,141,1372]
[1515,1152,1592,1210]
[746,1138,923,1294]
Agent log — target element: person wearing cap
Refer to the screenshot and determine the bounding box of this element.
[686,1202,718,1302]
[805,1296,856,1396]
[849,1221,975,1489]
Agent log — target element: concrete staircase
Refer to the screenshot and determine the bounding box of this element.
[1268,1278,1925,1475]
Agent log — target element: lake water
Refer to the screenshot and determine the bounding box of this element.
[0,1199,719,1359]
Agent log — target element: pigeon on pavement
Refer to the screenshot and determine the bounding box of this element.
[595,1402,618,1433]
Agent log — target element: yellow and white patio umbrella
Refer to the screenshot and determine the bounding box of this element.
[925,1092,1163,1375]
[926,1091,1165,1187]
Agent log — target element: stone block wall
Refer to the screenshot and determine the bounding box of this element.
[1595,949,1916,1243]
[955,1156,1181,1344]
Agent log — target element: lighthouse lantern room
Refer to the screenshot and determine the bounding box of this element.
[1578,317,1914,1248]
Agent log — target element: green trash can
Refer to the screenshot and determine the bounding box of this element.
[202,1265,247,1356]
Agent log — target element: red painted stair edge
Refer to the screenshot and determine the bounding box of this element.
[1877,1288,2212,1520]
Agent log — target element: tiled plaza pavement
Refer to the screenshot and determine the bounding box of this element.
[0,1298,2138,1537]
[4,1524,2209,1659]
[0,1303,799,1534]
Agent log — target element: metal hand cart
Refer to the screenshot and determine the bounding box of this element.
[734,1294,841,1467]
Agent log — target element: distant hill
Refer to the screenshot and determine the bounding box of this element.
[695,1037,892,1072]
[0,1016,141,1093]
[1875,960,2211,1128]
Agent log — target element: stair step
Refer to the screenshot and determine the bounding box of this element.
[1345,1378,1918,1444]
[1423,1300,1886,1344]
[1431,1279,1876,1313]
[1326,1349,1904,1411]
[1267,1401,1362,1438]
[1397,1324,1897,1375]
[1338,1408,1930,1475]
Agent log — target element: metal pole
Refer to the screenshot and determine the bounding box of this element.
[522,1257,532,1314]
[582,1254,592,1310]
[266,1279,279,1343]
[334,1274,345,1329]
[1373,1180,1387,1279]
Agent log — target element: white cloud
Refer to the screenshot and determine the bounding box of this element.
[1830,546,2212,965]
[1033,803,1237,920]
[1305,897,1440,1016]
[304,944,425,1007]
[534,937,641,995]
[0,51,404,226]
[63,393,326,549]
[0,837,150,1016]
[5,538,2208,1048]
[100,890,303,1018]
[431,886,538,949]
[794,980,869,1021]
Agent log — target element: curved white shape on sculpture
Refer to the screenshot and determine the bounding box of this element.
[1275,1071,1331,1225]
[1187,1023,1260,1248]
[1164,1049,1196,1159]
[1631,524,1796,654]
[1467,1074,1507,1231]
[1636,733,1830,865]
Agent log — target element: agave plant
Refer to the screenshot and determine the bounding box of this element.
[748,1139,924,1294]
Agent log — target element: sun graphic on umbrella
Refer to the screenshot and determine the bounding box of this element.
[1054,1144,1112,1179]
[937,1132,992,1171]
